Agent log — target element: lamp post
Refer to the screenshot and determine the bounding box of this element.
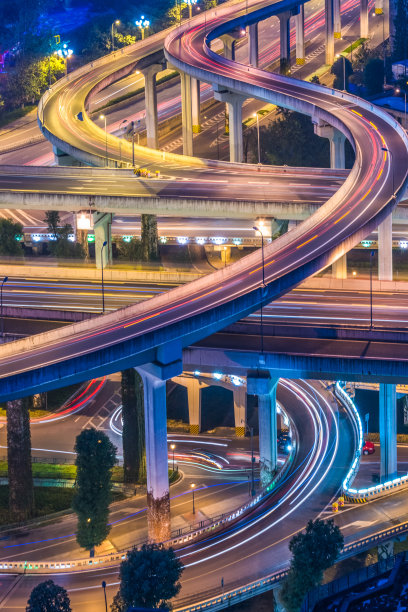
[186,0,197,19]
[101,581,108,612]
[56,44,73,76]
[369,249,374,329]
[119,119,128,165]
[101,240,107,313]
[99,114,108,167]
[335,53,346,91]
[0,276,8,339]
[241,420,255,496]
[373,11,386,86]
[191,483,196,514]
[136,16,150,40]
[253,225,266,357]
[253,112,261,164]
[381,147,395,196]
[111,20,120,52]
[170,443,176,471]
[395,87,407,128]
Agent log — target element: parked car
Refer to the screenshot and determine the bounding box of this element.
[362,440,375,455]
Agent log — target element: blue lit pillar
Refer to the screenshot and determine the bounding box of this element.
[247,370,278,487]
[379,383,397,482]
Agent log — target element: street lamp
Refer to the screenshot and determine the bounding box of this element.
[373,11,386,87]
[111,20,120,52]
[119,119,128,165]
[136,16,150,40]
[170,443,176,471]
[253,112,261,164]
[191,483,196,514]
[0,276,8,339]
[101,240,108,313]
[101,581,108,612]
[395,87,407,129]
[56,44,73,76]
[99,114,108,167]
[381,147,395,197]
[335,53,346,91]
[241,419,255,496]
[186,0,197,19]
[253,225,266,357]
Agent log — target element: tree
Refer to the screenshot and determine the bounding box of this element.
[331,56,353,91]
[309,75,321,84]
[7,396,34,521]
[393,0,408,61]
[44,211,85,259]
[26,579,71,612]
[72,429,117,554]
[141,214,159,261]
[363,57,385,95]
[0,219,23,256]
[280,519,344,612]
[121,369,145,484]
[111,544,183,611]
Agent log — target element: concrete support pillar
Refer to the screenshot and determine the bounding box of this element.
[214,89,246,163]
[278,11,291,75]
[185,377,202,435]
[180,72,193,157]
[93,212,112,269]
[332,254,347,278]
[249,23,259,67]
[136,350,182,543]
[325,0,335,65]
[233,385,247,437]
[52,145,82,166]
[221,34,236,60]
[314,123,345,169]
[360,0,369,38]
[375,0,389,37]
[191,78,201,133]
[378,215,393,281]
[378,215,392,280]
[379,383,397,482]
[334,0,341,39]
[247,370,279,487]
[295,5,305,65]
[141,64,162,150]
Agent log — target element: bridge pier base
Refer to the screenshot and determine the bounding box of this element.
[295,5,305,65]
[378,215,393,280]
[53,146,84,167]
[233,384,247,437]
[214,88,246,163]
[379,383,397,482]
[137,352,182,543]
[332,254,347,278]
[141,64,162,150]
[360,0,369,38]
[249,23,259,67]
[325,0,335,64]
[247,370,278,487]
[191,78,201,133]
[181,72,193,156]
[93,212,112,269]
[314,123,345,169]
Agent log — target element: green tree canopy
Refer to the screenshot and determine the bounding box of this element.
[26,579,71,612]
[331,56,353,91]
[72,428,117,552]
[111,544,183,611]
[0,219,23,256]
[281,519,344,612]
[363,57,385,95]
[393,0,408,62]
[44,211,85,260]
